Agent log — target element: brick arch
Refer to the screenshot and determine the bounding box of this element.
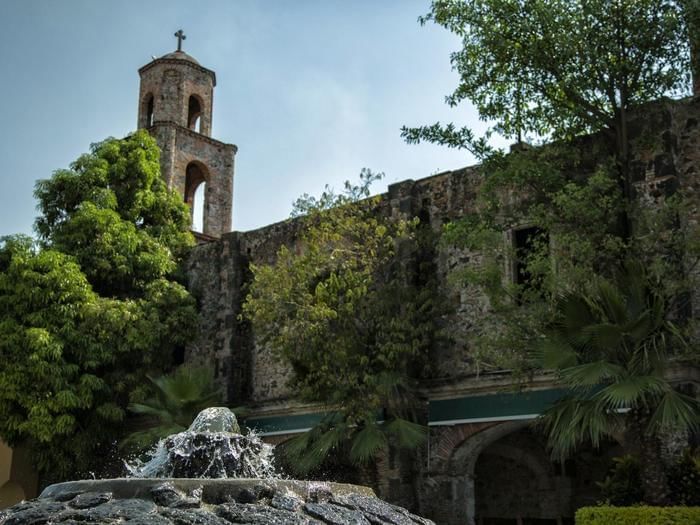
[429,420,530,525]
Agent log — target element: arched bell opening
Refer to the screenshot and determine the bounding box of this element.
[141,93,155,128]
[185,162,208,233]
[187,95,203,133]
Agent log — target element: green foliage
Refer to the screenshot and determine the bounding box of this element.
[123,365,224,451]
[535,264,698,459]
[403,0,690,147]
[243,170,440,472]
[0,131,197,479]
[34,131,193,297]
[597,455,644,506]
[668,448,700,506]
[575,505,700,525]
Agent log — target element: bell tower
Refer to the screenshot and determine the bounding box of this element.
[137,30,236,238]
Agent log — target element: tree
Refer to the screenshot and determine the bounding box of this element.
[403,0,699,504]
[0,131,197,479]
[243,170,441,473]
[535,263,698,504]
[403,0,691,230]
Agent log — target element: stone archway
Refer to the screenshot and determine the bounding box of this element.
[448,420,530,525]
[443,421,622,525]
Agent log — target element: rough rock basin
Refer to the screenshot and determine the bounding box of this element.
[0,408,434,524]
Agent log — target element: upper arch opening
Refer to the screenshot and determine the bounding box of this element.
[188,95,203,132]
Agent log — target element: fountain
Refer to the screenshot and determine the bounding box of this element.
[0,407,434,524]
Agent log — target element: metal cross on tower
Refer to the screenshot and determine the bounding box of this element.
[174,29,186,51]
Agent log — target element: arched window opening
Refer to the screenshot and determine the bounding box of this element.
[188,95,203,132]
[144,93,154,127]
[185,162,207,233]
[192,183,206,232]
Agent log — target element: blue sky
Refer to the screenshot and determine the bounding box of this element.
[0,0,502,236]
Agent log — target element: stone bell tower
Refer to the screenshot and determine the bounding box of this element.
[137,30,236,238]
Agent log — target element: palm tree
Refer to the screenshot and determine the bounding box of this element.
[122,365,224,451]
[535,262,698,505]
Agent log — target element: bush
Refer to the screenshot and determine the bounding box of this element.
[596,455,643,506]
[576,506,700,524]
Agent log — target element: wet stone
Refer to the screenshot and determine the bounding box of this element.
[2,501,66,525]
[307,486,334,503]
[85,498,157,520]
[70,491,113,509]
[332,495,421,525]
[162,507,230,525]
[271,492,303,512]
[52,491,83,502]
[304,502,371,525]
[151,482,201,508]
[217,502,314,525]
[127,515,175,525]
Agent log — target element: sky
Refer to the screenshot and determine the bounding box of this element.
[0,0,503,237]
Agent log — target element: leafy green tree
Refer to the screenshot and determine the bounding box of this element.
[535,264,698,504]
[403,0,690,150]
[122,365,224,451]
[0,131,197,479]
[243,170,441,473]
[403,0,699,505]
[34,130,193,298]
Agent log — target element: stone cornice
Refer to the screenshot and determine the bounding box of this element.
[138,58,217,86]
[147,122,238,153]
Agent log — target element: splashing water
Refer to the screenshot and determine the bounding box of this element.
[126,407,276,479]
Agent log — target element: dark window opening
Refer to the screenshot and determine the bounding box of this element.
[143,94,155,127]
[514,226,548,300]
[172,346,185,366]
[188,95,203,132]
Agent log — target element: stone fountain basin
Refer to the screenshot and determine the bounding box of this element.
[40,477,375,502]
[0,477,435,524]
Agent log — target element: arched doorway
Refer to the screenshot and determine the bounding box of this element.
[448,421,621,525]
[185,162,208,233]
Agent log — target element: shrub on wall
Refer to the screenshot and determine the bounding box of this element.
[576,505,700,524]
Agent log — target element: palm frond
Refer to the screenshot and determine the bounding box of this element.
[594,279,628,325]
[559,360,625,389]
[349,424,387,464]
[581,323,623,355]
[648,390,700,433]
[535,337,578,369]
[593,375,667,410]
[538,397,618,459]
[383,417,427,449]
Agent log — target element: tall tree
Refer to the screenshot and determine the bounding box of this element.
[403,0,691,215]
[403,0,699,504]
[0,131,197,479]
[243,170,441,473]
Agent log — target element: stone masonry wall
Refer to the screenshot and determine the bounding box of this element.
[187,96,700,411]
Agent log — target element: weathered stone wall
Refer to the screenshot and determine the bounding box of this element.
[187,97,700,405]
[186,96,700,523]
